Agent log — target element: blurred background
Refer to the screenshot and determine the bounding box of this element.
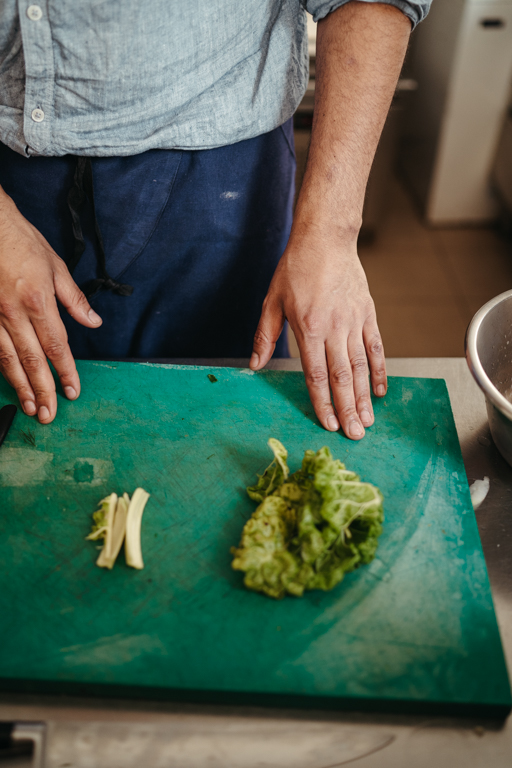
[289,0,512,358]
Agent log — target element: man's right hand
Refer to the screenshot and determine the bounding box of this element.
[0,187,102,423]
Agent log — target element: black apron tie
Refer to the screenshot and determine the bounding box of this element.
[67,157,134,299]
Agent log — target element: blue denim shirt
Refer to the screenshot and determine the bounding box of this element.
[0,1,431,158]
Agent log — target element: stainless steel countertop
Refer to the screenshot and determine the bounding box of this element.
[2,358,511,768]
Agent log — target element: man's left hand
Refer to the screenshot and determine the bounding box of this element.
[250,222,386,440]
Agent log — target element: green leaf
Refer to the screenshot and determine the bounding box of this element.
[232,440,384,599]
[246,438,290,502]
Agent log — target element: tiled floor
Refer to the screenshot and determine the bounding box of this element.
[288,171,512,358]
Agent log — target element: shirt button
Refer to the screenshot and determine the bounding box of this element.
[31,108,45,122]
[27,5,43,21]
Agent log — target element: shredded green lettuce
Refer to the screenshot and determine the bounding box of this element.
[86,493,117,546]
[231,439,384,599]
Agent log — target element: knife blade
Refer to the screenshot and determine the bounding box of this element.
[0,404,17,449]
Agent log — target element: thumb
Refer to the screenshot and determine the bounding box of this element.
[250,297,285,370]
[54,264,103,328]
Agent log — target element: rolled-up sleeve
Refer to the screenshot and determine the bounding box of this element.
[305,0,432,30]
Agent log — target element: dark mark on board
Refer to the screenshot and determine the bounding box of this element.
[20,429,36,447]
[207,374,218,383]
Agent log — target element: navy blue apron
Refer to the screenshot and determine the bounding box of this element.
[0,119,295,359]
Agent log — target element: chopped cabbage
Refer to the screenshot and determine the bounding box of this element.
[231,440,384,599]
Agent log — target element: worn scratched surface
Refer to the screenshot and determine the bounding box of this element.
[0,361,509,715]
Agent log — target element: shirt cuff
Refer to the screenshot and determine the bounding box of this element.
[305,0,432,31]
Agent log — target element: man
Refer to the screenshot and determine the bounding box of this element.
[0,0,431,438]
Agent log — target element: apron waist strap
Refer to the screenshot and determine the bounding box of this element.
[67,157,134,299]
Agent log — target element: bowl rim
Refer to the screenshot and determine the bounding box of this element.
[465,288,512,420]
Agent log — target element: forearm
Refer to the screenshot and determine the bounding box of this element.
[294,1,411,239]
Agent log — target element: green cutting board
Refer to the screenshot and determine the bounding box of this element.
[0,362,510,717]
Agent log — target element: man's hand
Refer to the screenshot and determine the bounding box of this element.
[0,188,102,423]
[251,223,385,439]
[250,1,411,439]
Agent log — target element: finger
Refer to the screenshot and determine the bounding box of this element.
[250,297,285,370]
[363,320,387,397]
[325,340,365,440]
[33,308,81,401]
[9,322,57,423]
[347,333,373,428]
[298,337,340,432]
[0,327,37,415]
[53,261,102,328]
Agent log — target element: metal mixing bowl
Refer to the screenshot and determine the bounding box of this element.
[466,289,512,466]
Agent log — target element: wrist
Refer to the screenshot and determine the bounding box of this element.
[283,220,363,274]
[291,210,362,246]
[294,175,364,241]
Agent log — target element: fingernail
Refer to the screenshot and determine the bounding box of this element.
[250,353,259,369]
[39,406,50,421]
[327,415,339,431]
[88,309,102,324]
[360,408,372,427]
[376,384,386,397]
[24,400,36,415]
[64,386,77,400]
[349,421,364,438]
